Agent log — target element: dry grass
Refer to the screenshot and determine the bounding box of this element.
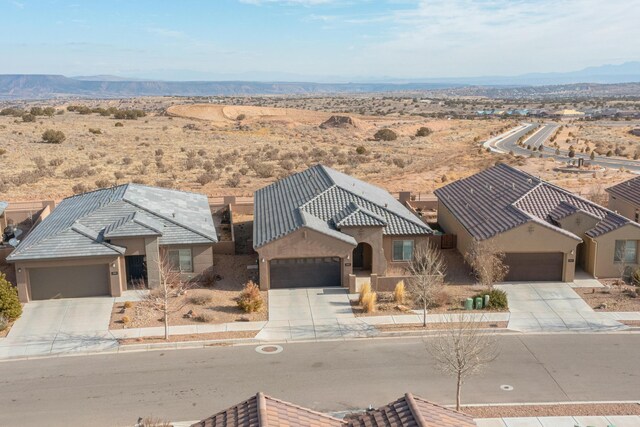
[463,402,640,418]
[358,282,372,304]
[393,281,406,304]
[361,291,377,313]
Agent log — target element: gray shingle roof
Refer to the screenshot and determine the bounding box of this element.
[7,184,217,262]
[254,165,432,248]
[606,175,640,207]
[435,163,638,242]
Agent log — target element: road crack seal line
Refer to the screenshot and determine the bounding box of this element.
[518,336,570,400]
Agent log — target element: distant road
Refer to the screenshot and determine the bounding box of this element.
[487,123,640,173]
[2,334,640,426]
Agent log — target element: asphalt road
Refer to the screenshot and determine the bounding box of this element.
[492,123,640,173]
[1,334,640,426]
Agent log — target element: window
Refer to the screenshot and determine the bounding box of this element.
[614,240,637,263]
[392,240,414,261]
[168,248,193,272]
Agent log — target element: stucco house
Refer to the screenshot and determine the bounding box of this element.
[435,164,640,282]
[7,184,218,302]
[253,164,434,290]
[607,175,640,223]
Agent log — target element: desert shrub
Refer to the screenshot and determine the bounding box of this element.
[473,289,508,310]
[95,179,111,189]
[41,129,66,144]
[279,159,295,171]
[356,146,367,155]
[194,313,213,323]
[196,172,215,186]
[113,109,146,120]
[72,183,91,194]
[236,114,246,121]
[32,156,46,169]
[0,148,6,156]
[114,122,124,127]
[358,282,372,304]
[155,148,164,156]
[121,315,130,325]
[226,173,241,188]
[64,164,96,178]
[362,291,377,313]
[0,314,7,332]
[373,128,397,141]
[88,128,102,135]
[0,107,24,117]
[122,156,133,165]
[237,281,264,313]
[189,294,213,306]
[253,163,275,178]
[49,158,64,167]
[0,273,22,321]
[123,301,133,309]
[433,289,451,308]
[114,171,125,180]
[22,113,36,122]
[43,106,56,117]
[632,268,640,286]
[415,126,432,137]
[394,281,406,304]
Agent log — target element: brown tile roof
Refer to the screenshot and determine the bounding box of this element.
[607,175,640,207]
[346,393,476,427]
[191,392,344,427]
[434,163,637,241]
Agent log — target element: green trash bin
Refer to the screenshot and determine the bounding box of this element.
[475,297,483,309]
[483,295,490,308]
[464,298,474,310]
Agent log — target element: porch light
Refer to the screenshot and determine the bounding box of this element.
[570,250,574,255]
[17,268,22,273]
[111,262,116,268]
[261,258,265,263]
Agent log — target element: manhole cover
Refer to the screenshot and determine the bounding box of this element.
[256,345,283,355]
[500,385,514,391]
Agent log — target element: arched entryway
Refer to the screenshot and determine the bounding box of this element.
[353,242,372,271]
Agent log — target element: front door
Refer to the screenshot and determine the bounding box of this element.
[126,255,148,289]
[353,243,365,269]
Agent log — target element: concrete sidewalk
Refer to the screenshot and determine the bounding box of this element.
[476,415,640,426]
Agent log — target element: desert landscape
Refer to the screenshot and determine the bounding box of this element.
[0,97,639,202]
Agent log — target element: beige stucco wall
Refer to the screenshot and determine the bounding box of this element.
[437,199,580,282]
[14,256,124,303]
[109,237,147,256]
[382,234,437,272]
[160,244,214,282]
[591,224,640,278]
[341,226,385,275]
[608,195,638,222]
[255,227,356,290]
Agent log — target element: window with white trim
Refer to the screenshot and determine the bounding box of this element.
[614,240,637,263]
[392,240,414,261]
[168,248,193,272]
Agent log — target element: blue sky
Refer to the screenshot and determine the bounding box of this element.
[1,0,639,81]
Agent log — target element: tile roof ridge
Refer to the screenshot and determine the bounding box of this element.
[257,392,268,427]
[122,198,216,243]
[404,393,428,427]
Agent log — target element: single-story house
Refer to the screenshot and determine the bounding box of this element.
[190,392,476,427]
[435,163,640,282]
[7,184,218,302]
[253,164,435,290]
[607,175,640,223]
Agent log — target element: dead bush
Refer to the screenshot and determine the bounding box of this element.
[432,288,452,308]
[236,281,264,313]
[194,313,213,323]
[362,291,377,313]
[189,294,213,306]
[72,183,91,194]
[49,158,64,167]
[394,281,406,304]
[359,282,372,304]
[95,179,111,189]
[64,165,96,179]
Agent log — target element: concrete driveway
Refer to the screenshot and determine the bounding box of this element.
[0,297,118,359]
[495,283,628,332]
[256,288,377,341]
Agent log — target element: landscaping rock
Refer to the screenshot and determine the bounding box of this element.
[595,303,607,310]
[183,310,195,319]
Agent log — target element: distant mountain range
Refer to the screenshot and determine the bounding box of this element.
[0,62,639,99]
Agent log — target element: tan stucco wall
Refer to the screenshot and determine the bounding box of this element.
[145,237,160,288]
[382,234,436,272]
[109,237,147,256]
[592,224,640,278]
[255,227,356,290]
[14,256,124,303]
[437,200,580,282]
[160,244,214,282]
[608,195,639,222]
[557,212,600,238]
[341,226,385,275]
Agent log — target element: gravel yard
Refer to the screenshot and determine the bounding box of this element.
[575,282,640,312]
[464,402,640,418]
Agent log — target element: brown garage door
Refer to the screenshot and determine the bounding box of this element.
[270,257,341,289]
[29,264,110,300]
[504,253,563,282]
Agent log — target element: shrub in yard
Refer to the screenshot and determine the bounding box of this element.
[194,313,213,323]
[0,273,22,321]
[121,315,130,325]
[189,294,213,306]
[433,288,451,308]
[394,281,406,304]
[362,291,377,313]
[237,281,264,313]
[123,301,133,309]
[632,268,640,286]
[0,314,7,332]
[373,128,397,141]
[359,282,372,304]
[41,129,66,144]
[473,289,508,310]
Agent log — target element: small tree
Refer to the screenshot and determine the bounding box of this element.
[615,242,632,285]
[41,129,66,144]
[0,273,22,321]
[466,239,508,289]
[138,253,191,340]
[429,314,499,411]
[407,241,446,327]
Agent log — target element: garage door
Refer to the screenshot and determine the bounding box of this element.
[504,253,563,282]
[29,264,110,300]
[270,257,341,289]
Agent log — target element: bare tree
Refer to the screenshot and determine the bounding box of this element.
[586,183,607,206]
[466,239,508,289]
[407,241,446,327]
[138,253,191,340]
[615,242,632,287]
[428,314,499,411]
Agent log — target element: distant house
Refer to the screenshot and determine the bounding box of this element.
[554,109,585,118]
[607,176,640,223]
[435,164,640,281]
[253,165,434,290]
[189,392,476,427]
[7,184,218,302]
